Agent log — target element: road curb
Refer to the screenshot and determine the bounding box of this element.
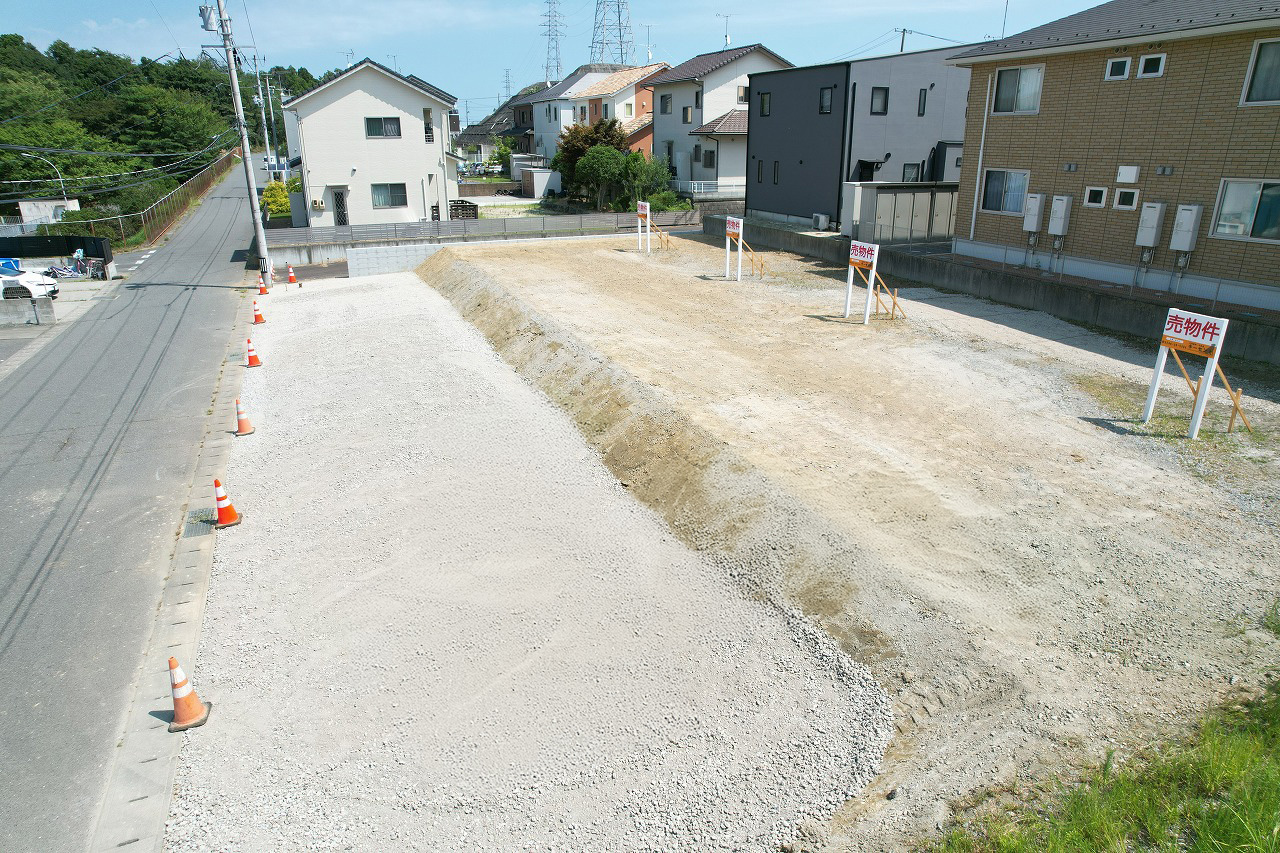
[87,285,255,853]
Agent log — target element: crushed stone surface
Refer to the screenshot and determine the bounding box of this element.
[163,272,892,852]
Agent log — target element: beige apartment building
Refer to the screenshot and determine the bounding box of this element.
[949,0,1280,311]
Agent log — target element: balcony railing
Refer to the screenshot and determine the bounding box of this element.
[670,179,746,196]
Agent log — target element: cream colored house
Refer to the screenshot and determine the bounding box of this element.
[282,59,462,225]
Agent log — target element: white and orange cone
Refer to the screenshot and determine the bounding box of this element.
[246,338,262,368]
[167,656,212,732]
[257,273,268,296]
[287,264,298,285]
[213,478,241,528]
[269,263,277,282]
[233,398,254,436]
[252,300,265,325]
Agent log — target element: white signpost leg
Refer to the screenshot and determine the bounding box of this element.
[1188,349,1222,440]
[637,216,642,251]
[862,257,877,325]
[724,233,731,278]
[646,219,651,254]
[1141,345,1169,423]
[736,238,743,282]
[843,265,854,318]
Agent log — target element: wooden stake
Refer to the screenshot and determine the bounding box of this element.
[1214,363,1253,433]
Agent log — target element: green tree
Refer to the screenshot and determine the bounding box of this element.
[260,180,290,217]
[549,118,628,191]
[113,84,227,154]
[575,145,626,210]
[620,153,673,207]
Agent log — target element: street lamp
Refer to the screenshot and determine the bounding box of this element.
[21,152,69,214]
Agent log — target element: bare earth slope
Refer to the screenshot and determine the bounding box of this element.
[417,236,1280,850]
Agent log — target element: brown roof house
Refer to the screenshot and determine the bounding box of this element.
[948,0,1280,311]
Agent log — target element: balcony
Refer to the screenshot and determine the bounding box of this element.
[670,179,746,201]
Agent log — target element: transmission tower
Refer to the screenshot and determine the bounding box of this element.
[542,0,564,82]
[589,0,635,64]
[503,68,513,101]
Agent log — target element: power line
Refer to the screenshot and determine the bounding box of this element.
[2,134,236,188]
[0,139,230,158]
[0,159,216,201]
[822,31,897,63]
[0,52,175,126]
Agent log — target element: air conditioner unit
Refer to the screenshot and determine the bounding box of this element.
[311,198,325,210]
[812,213,830,230]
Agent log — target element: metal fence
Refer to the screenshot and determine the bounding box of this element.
[670,179,746,195]
[0,217,52,239]
[265,209,701,247]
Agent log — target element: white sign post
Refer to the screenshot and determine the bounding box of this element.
[1141,307,1229,440]
[637,201,651,253]
[725,216,743,281]
[845,239,880,322]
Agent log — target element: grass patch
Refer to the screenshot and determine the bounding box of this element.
[1264,600,1280,640]
[927,681,1280,852]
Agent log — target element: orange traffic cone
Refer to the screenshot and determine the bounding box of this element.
[287,264,298,285]
[233,398,254,436]
[257,273,268,295]
[269,264,277,282]
[213,478,241,528]
[246,338,262,368]
[167,656,212,732]
[252,300,265,325]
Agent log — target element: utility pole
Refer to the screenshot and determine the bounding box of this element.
[1001,0,1010,37]
[264,63,279,163]
[201,1,270,277]
[643,24,654,62]
[897,28,907,52]
[253,56,274,171]
[716,13,732,48]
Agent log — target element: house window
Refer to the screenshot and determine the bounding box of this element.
[980,168,1029,213]
[664,140,674,165]
[759,91,770,116]
[602,103,609,119]
[422,108,434,143]
[993,65,1043,113]
[1083,186,1108,208]
[371,183,408,208]
[819,86,833,114]
[364,116,401,137]
[918,88,927,116]
[693,143,701,162]
[1114,188,1140,210]
[1243,39,1280,104]
[902,163,920,181]
[579,106,587,122]
[694,89,702,108]
[870,87,888,115]
[1137,53,1166,78]
[1104,57,1131,80]
[660,93,672,114]
[773,160,779,184]
[681,106,691,124]
[737,85,748,104]
[625,102,633,117]
[1212,179,1280,241]
[757,159,763,183]
[703,149,716,169]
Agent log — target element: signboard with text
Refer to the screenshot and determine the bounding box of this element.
[726,216,742,239]
[637,201,650,220]
[848,239,879,270]
[1160,308,1225,358]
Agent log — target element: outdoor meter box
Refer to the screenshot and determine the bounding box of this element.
[1169,204,1203,252]
[1136,201,1166,247]
[1048,195,1072,236]
[1022,193,1044,232]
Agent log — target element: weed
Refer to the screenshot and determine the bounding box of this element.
[1262,599,1280,640]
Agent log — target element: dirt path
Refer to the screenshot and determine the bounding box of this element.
[418,235,1280,850]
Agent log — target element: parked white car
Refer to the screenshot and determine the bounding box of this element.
[1,271,60,300]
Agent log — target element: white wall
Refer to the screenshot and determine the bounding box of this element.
[290,65,455,226]
[18,198,80,223]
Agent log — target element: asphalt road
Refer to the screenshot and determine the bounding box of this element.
[0,168,252,852]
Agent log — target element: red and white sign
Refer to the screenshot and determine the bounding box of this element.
[848,239,879,270]
[1160,308,1226,358]
[637,201,650,220]
[726,216,743,239]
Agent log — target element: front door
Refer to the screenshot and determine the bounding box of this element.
[333,190,349,226]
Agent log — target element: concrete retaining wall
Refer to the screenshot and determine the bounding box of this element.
[349,243,445,277]
[0,296,55,327]
[704,215,1280,365]
[459,182,519,197]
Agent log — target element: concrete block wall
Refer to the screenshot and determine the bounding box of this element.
[0,296,55,327]
[348,243,444,276]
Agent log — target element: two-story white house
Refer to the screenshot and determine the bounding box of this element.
[565,63,668,142]
[648,44,792,199]
[519,63,631,162]
[281,58,463,226]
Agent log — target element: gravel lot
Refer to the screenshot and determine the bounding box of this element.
[164,272,892,852]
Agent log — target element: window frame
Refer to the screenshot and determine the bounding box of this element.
[737,85,748,104]
[422,108,434,143]
[991,64,1044,115]
[1104,56,1131,81]
[870,86,888,115]
[692,143,701,163]
[694,89,702,109]
[819,86,834,114]
[759,91,771,116]
[757,159,763,183]
[659,93,672,114]
[703,149,716,169]
[1113,188,1140,210]
[918,88,927,116]
[902,163,921,182]
[364,116,402,138]
[1083,186,1108,208]
[370,182,408,208]
[624,102,633,117]
[1210,177,1280,243]
[1137,53,1166,79]
[773,160,779,185]
[681,105,692,124]
[979,167,1031,215]
[1241,38,1280,106]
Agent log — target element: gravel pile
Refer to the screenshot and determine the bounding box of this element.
[164,272,892,852]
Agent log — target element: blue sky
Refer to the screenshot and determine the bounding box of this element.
[8,0,1099,123]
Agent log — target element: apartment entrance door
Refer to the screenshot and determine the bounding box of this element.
[333,190,348,226]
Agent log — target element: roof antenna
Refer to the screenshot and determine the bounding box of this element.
[1001,0,1010,38]
[716,12,731,48]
